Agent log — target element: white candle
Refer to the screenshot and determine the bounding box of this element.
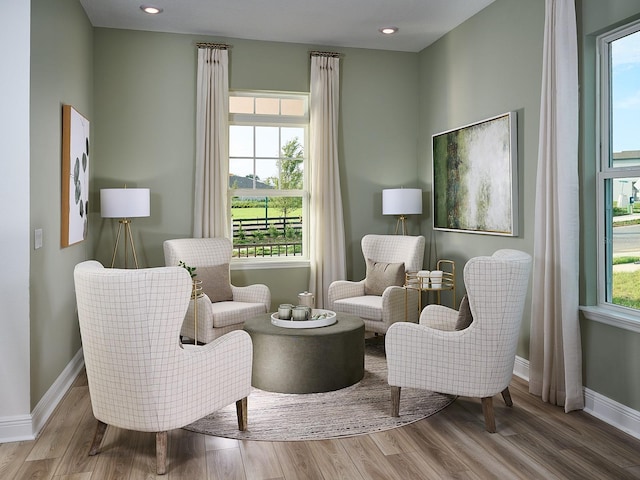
[430,270,443,289]
[417,270,430,288]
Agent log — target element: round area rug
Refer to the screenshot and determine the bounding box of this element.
[184,339,455,441]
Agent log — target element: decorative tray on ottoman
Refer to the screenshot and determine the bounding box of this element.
[270,309,337,329]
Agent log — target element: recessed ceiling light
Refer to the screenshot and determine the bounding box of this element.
[140,5,163,14]
[379,27,399,35]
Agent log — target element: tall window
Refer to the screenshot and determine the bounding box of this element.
[228,92,309,261]
[597,22,640,314]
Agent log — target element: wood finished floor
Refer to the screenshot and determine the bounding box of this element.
[2,370,640,479]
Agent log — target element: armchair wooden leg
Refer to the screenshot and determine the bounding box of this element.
[88,420,108,456]
[390,386,401,417]
[156,431,168,475]
[501,387,513,407]
[236,397,248,431]
[481,397,496,433]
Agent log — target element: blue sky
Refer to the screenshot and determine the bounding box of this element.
[612,30,640,153]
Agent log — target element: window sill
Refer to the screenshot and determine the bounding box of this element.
[231,259,310,271]
[580,305,640,334]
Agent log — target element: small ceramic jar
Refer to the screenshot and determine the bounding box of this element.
[292,306,309,321]
[278,304,294,320]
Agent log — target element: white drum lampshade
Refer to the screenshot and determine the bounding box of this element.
[382,188,422,216]
[100,188,150,219]
[382,188,422,235]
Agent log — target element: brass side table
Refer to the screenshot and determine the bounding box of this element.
[404,259,456,319]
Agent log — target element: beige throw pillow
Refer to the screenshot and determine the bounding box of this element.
[455,294,473,330]
[197,264,233,303]
[364,259,405,296]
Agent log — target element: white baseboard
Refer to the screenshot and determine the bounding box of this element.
[0,348,84,443]
[0,414,34,443]
[513,355,640,441]
[513,354,530,382]
[584,387,640,441]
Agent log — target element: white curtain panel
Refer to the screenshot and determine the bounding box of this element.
[529,0,583,412]
[194,47,229,238]
[309,55,346,308]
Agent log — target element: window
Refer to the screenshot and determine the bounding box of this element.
[597,22,640,316]
[228,91,309,261]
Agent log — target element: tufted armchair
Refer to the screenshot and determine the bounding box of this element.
[164,238,271,343]
[73,261,253,474]
[327,234,425,334]
[386,249,532,432]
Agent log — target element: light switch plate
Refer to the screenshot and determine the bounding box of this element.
[35,228,43,249]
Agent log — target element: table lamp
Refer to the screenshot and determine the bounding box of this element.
[382,188,422,235]
[100,187,150,268]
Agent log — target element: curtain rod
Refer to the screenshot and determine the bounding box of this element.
[196,42,231,49]
[310,51,342,58]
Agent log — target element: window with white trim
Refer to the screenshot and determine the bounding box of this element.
[597,22,640,315]
[228,91,309,261]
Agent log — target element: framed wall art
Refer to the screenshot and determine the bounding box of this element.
[432,111,518,236]
[61,104,90,247]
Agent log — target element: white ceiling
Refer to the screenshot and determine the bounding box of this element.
[78,0,495,53]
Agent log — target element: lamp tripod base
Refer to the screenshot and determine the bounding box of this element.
[394,215,409,235]
[110,218,140,268]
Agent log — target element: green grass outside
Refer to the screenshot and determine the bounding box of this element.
[231,206,302,219]
[613,256,640,265]
[613,270,640,309]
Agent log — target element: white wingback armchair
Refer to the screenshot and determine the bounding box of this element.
[164,238,271,343]
[327,234,425,334]
[386,249,532,433]
[73,261,253,474]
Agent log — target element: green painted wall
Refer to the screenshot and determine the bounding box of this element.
[23,0,640,417]
[579,0,640,410]
[418,0,640,411]
[29,0,93,409]
[417,0,544,358]
[91,29,418,308]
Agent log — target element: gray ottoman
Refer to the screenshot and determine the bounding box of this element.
[243,314,365,394]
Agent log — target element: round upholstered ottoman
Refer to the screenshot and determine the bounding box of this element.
[243,314,365,394]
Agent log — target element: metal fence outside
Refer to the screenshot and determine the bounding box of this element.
[232,216,302,257]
